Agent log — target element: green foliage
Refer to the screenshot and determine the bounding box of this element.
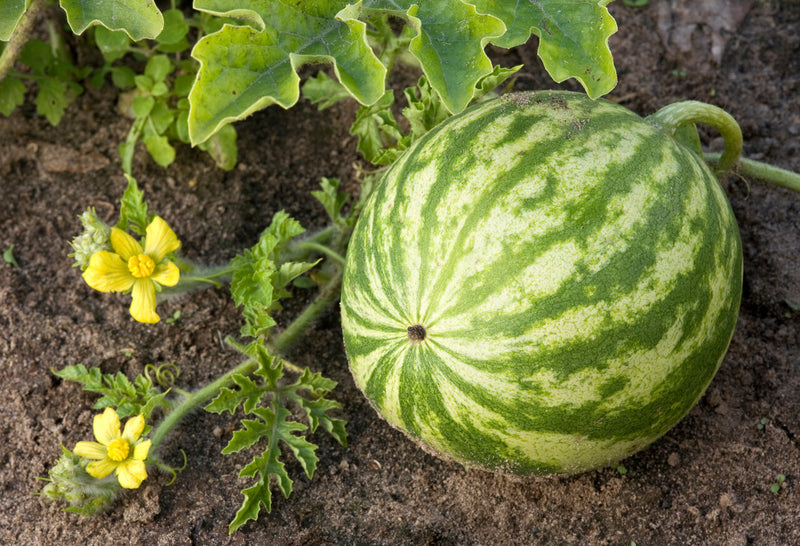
[3,244,18,267]
[1,4,236,170]
[103,14,238,172]
[8,38,90,125]
[770,474,786,494]
[188,0,617,145]
[53,363,169,420]
[229,211,320,339]
[311,65,518,166]
[472,0,617,95]
[0,72,25,115]
[116,174,150,235]
[311,177,350,228]
[206,339,346,533]
[59,0,164,40]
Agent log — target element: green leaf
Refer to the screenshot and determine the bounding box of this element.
[134,74,154,92]
[148,101,175,134]
[3,244,19,267]
[173,74,195,98]
[94,26,130,63]
[206,339,345,532]
[301,71,351,110]
[373,0,507,113]
[275,261,319,293]
[402,76,451,142]
[473,64,522,101]
[18,38,51,72]
[145,54,172,83]
[131,94,155,117]
[472,0,618,99]
[157,8,190,45]
[311,177,348,225]
[288,368,346,445]
[35,78,70,125]
[59,0,164,41]
[349,90,405,166]
[143,134,176,167]
[117,174,149,234]
[197,123,238,170]
[110,66,136,88]
[189,0,386,145]
[0,0,27,41]
[0,77,26,117]
[52,363,165,419]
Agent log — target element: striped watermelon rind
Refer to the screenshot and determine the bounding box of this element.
[340,90,743,474]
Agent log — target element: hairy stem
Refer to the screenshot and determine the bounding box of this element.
[0,0,46,81]
[704,153,800,194]
[646,101,743,173]
[149,357,258,453]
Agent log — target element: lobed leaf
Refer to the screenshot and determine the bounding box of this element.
[206,339,344,532]
[311,177,349,225]
[472,0,618,98]
[368,0,507,113]
[0,77,26,116]
[52,363,165,419]
[229,211,314,338]
[188,0,618,145]
[301,71,351,110]
[189,0,386,145]
[59,0,164,41]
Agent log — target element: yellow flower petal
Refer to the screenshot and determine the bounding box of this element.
[132,439,151,462]
[122,414,145,443]
[110,227,143,261]
[86,458,117,480]
[82,252,134,293]
[117,459,147,489]
[144,216,181,263]
[130,279,159,323]
[151,260,180,287]
[94,407,121,445]
[73,441,108,460]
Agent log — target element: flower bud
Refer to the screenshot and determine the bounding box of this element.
[69,208,112,270]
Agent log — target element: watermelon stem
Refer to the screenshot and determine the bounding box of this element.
[646,101,743,174]
[703,153,800,194]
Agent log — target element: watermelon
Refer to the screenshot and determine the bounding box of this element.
[340,90,743,474]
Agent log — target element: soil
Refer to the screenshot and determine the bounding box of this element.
[1,2,799,545]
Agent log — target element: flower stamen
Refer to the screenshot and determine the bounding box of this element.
[107,437,130,462]
[128,254,155,278]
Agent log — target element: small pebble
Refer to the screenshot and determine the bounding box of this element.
[667,452,681,467]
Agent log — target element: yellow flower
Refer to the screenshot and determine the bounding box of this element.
[74,407,151,489]
[82,216,180,323]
